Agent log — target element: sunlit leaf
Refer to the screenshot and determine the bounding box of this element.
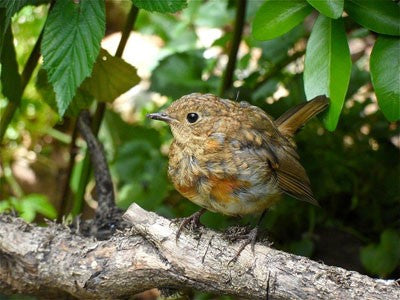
[41,0,105,116]
[0,200,11,213]
[132,0,187,13]
[360,229,400,278]
[370,36,400,121]
[306,0,343,19]
[8,194,57,222]
[252,0,312,41]
[0,26,21,103]
[304,15,351,131]
[345,0,400,36]
[80,49,140,103]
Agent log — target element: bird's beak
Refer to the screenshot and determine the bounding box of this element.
[146,112,174,123]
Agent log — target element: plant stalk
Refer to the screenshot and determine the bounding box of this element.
[70,4,140,217]
[219,0,247,97]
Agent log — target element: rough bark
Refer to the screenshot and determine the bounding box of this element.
[0,204,398,299]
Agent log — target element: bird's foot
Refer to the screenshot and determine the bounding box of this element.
[225,225,272,263]
[173,208,206,241]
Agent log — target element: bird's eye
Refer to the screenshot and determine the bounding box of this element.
[186,113,199,123]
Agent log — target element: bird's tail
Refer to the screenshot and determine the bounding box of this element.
[275,95,329,136]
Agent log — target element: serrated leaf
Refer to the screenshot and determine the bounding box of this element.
[304,15,351,131]
[0,26,22,103]
[252,0,312,41]
[41,0,105,116]
[345,0,400,36]
[360,229,400,278]
[370,36,400,121]
[132,0,187,13]
[36,68,94,117]
[80,49,140,103]
[306,0,343,19]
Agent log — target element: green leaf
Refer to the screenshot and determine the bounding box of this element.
[20,194,57,222]
[36,68,94,117]
[0,26,22,103]
[252,0,313,41]
[132,0,187,13]
[360,229,400,278]
[304,15,351,131]
[345,0,400,36]
[0,0,29,38]
[0,200,11,213]
[370,36,400,121]
[306,0,343,19]
[150,50,211,99]
[41,0,105,116]
[288,238,315,257]
[80,49,140,103]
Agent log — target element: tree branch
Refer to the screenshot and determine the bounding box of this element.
[0,204,398,299]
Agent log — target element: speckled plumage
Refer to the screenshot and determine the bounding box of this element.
[148,93,328,217]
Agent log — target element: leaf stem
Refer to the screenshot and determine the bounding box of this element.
[70,4,140,217]
[218,0,247,97]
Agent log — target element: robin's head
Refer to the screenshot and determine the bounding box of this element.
[147,93,236,144]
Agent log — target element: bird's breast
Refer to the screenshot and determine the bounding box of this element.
[168,140,280,216]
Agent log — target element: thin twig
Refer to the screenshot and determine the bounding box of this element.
[219,0,247,97]
[71,4,140,217]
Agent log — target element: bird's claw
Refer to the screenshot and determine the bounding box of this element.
[227,226,259,264]
[173,209,205,242]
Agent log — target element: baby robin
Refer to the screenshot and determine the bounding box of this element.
[147,93,328,258]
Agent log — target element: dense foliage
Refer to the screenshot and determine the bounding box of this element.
[0,0,399,290]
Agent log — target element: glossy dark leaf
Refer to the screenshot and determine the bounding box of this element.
[306,0,343,19]
[41,0,105,116]
[345,0,400,36]
[304,15,351,131]
[253,0,312,40]
[370,36,400,121]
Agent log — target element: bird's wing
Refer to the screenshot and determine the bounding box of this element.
[240,104,319,205]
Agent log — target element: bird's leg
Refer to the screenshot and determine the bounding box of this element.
[228,209,268,263]
[174,208,206,241]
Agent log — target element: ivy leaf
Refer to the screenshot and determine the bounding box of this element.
[252,0,312,41]
[360,229,400,278]
[0,26,21,104]
[80,49,140,103]
[304,15,351,131]
[345,0,400,36]
[41,0,105,116]
[132,0,187,13]
[370,36,400,121]
[306,0,343,19]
